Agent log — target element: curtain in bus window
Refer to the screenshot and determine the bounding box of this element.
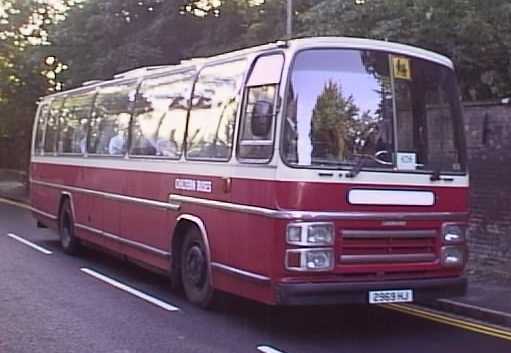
[186,60,246,160]
[58,90,95,154]
[34,104,50,154]
[88,80,138,155]
[44,98,65,153]
[131,71,194,158]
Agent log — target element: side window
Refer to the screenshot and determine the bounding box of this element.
[186,60,246,160]
[58,90,95,154]
[238,54,284,161]
[131,71,194,158]
[44,98,64,153]
[88,80,138,155]
[34,103,50,155]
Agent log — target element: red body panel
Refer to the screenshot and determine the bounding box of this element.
[30,162,469,305]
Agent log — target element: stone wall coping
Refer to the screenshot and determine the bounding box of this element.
[463,100,511,108]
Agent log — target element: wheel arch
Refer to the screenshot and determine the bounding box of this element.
[171,214,213,287]
[58,191,76,222]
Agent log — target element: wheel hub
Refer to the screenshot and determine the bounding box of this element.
[185,245,206,287]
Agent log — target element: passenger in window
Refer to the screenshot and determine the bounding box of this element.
[108,129,126,155]
[108,113,130,155]
[71,123,88,154]
[135,136,157,155]
[156,129,178,157]
[80,136,87,154]
[129,110,157,156]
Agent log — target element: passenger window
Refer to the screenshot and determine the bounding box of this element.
[88,80,138,155]
[44,98,65,153]
[131,71,194,158]
[238,54,283,161]
[34,103,50,155]
[58,90,95,154]
[186,60,246,160]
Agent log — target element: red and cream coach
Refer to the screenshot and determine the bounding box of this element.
[30,37,468,307]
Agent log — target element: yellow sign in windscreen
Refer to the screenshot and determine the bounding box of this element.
[392,56,411,80]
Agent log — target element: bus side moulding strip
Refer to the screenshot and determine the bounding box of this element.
[30,205,172,259]
[211,262,271,283]
[77,220,270,285]
[75,223,171,258]
[30,179,181,211]
[169,194,468,222]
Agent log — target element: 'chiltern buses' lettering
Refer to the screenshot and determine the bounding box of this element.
[175,178,211,193]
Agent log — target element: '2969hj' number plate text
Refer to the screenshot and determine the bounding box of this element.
[368,289,413,304]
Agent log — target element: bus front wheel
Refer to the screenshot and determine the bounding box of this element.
[58,199,80,255]
[180,228,214,308]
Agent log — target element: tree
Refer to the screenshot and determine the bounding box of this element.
[180,0,317,57]
[298,0,511,100]
[46,0,172,86]
[3,0,511,172]
[310,80,360,160]
[0,0,75,140]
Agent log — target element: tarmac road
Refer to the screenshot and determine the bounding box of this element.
[1,200,510,353]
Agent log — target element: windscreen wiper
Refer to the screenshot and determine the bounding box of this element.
[430,169,454,182]
[345,155,368,178]
[346,151,393,178]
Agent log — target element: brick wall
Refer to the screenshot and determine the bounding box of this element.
[464,101,511,265]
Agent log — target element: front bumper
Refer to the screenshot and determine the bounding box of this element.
[276,276,467,305]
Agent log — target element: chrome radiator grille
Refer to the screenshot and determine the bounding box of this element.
[340,230,437,264]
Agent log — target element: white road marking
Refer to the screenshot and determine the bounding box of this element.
[6,233,53,255]
[257,345,287,353]
[80,267,180,312]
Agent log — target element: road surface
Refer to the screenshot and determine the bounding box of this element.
[1,200,510,353]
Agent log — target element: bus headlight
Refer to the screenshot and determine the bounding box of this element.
[441,246,465,267]
[442,223,465,243]
[286,248,334,271]
[286,222,334,246]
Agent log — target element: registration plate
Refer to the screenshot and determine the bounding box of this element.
[368,289,413,304]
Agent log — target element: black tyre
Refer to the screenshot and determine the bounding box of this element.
[58,199,80,255]
[180,228,214,308]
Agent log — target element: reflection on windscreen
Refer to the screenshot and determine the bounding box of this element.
[283,49,465,173]
[284,49,394,168]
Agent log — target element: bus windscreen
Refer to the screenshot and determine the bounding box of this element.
[282,49,466,174]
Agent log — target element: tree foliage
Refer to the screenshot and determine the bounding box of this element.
[298,0,511,100]
[311,80,360,160]
[1,0,511,169]
[0,0,77,139]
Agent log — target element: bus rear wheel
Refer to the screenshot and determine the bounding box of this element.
[180,228,214,308]
[58,199,80,255]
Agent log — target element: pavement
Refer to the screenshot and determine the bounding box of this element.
[0,169,29,204]
[2,169,511,330]
[422,262,511,328]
